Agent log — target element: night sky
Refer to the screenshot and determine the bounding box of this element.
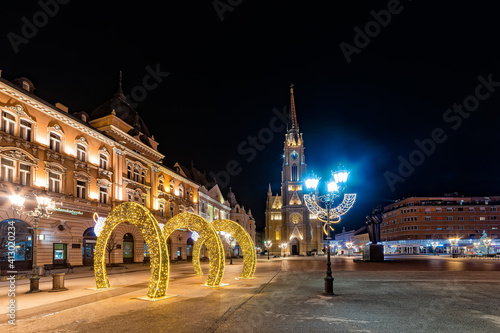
[1,1,500,233]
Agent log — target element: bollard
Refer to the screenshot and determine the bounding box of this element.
[50,273,68,292]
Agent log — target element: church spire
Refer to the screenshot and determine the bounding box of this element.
[116,70,126,100]
[290,83,298,129]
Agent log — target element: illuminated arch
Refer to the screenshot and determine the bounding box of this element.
[193,219,256,279]
[94,202,169,300]
[163,213,225,287]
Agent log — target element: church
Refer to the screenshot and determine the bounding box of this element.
[265,86,324,256]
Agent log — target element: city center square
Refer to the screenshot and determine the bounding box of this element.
[1,255,499,333]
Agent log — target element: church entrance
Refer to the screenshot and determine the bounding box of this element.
[290,238,300,256]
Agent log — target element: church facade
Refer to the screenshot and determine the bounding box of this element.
[265,86,324,256]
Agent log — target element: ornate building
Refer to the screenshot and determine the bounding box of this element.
[265,86,323,256]
[0,73,199,271]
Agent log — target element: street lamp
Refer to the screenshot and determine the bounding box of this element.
[281,242,288,258]
[264,240,272,260]
[9,190,55,293]
[345,242,353,257]
[304,168,355,296]
[221,231,237,265]
[449,237,460,256]
[431,241,439,256]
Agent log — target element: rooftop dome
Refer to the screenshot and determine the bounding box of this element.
[89,80,152,146]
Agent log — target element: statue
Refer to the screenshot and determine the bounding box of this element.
[366,206,383,245]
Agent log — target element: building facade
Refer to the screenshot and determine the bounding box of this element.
[0,74,200,272]
[265,86,323,256]
[381,195,500,254]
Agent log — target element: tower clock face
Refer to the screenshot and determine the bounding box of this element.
[290,213,301,224]
[290,151,298,160]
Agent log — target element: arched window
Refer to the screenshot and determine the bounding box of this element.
[158,179,164,191]
[178,185,184,198]
[141,171,146,184]
[291,164,298,181]
[127,165,132,179]
[134,168,140,182]
[99,153,108,170]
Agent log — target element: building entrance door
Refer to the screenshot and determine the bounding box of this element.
[123,233,134,263]
[83,227,97,266]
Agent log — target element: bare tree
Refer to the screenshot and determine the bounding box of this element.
[106,233,119,266]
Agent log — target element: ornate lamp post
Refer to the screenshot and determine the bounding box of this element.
[281,242,288,258]
[9,190,55,293]
[304,168,356,296]
[345,242,353,257]
[264,240,272,260]
[221,232,237,265]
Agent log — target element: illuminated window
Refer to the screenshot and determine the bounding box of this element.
[99,187,108,204]
[20,120,32,141]
[76,144,86,162]
[159,202,165,217]
[275,230,280,240]
[19,164,31,186]
[49,172,61,193]
[99,154,108,170]
[178,185,184,198]
[1,158,14,182]
[158,179,164,191]
[1,112,15,135]
[77,180,87,199]
[49,133,61,152]
[22,81,30,91]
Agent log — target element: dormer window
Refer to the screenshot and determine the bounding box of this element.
[22,81,30,91]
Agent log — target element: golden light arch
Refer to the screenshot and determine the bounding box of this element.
[193,219,256,279]
[94,202,169,300]
[163,213,225,287]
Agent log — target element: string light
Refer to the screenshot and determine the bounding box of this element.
[163,213,225,287]
[192,219,256,279]
[94,202,169,300]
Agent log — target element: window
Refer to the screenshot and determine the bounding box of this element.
[1,112,15,135]
[170,205,174,217]
[458,217,464,221]
[20,120,32,141]
[49,133,61,152]
[447,216,453,221]
[275,230,280,241]
[158,179,164,192]
[1,158,14,182]
[76,144,86,162]
[425,217,431,221]
[19,164,31,186]
[22,81,30,91]
[159,203,165,217]
[469,207,475,212]
[480,217,486,221]
[178,185,184,198]
[436,217,442,220]
[99,154,108,170]
[99,187,108,204]
[127,165,132,179]
[447,207,453,212]
[492,216,498,221]
[49,172,61,193]
[77,180,87,199]
[436,208,442,212]
[492,207,497,212]
[291,164,298,181]
[134,168,140,182]
[170,183,174,193]
[141,171,146,184]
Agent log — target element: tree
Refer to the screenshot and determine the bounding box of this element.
[106,233,119,265]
